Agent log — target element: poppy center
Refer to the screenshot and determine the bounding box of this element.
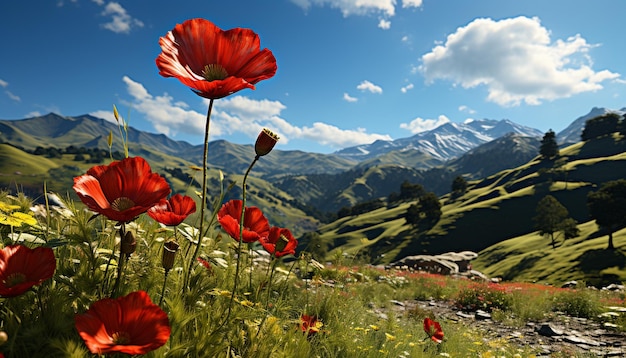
[4,272,26,287]
[202,64,228,81]
[111,197,135,212]
[111,331,131,345]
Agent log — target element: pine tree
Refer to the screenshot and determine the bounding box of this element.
[539,129,559,160]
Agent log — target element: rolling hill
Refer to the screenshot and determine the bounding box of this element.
[304,133,626,285]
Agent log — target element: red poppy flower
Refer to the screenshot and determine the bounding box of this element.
[75,290,170,355]
[148,193,197,226]
[299,314,322,337]
[423,317,444,343]
[255,128,280,157]
[73,157,171,223]
[156,18,277,99]
[259,226,298,257]
[217,200,269,243]
[0,245,56,298]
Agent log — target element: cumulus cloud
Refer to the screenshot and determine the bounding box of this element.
[290,0,423,18]
[90,110,117,123]
[122,76,207,136]
[400,83,414,93]
[357,80,383,94]
[290,0,395,16]
[343,93,358,102]
[458,105,476,114]
[119,77,390,149]
[0,79,20,102]
[419,16,620,106]
[400,115,450,134]
[402,0,422,7]
[378,19,391,30]
[99,2,144,34]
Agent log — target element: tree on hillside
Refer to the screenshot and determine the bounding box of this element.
[451,175,468,197]
[399,181,426,201]
[587,179,626,250]
[533,195,578,249]
[404,192,442,228]
[581,113,621,141]
[539,129,559,160]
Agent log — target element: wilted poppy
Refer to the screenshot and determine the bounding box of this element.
[217,200,269,243]
[148,194,197,226]
[156,18,277,99]
[255,128,279,157]
[0,245,56,298]
[75,290,170,355]
[299,314,322,337]
[423,317,444,343]
[73,157,170,223]
[259,226,297,257]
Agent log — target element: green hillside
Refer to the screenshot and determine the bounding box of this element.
[0,143,317,236]
[472,221,626,286]
[309,134,626,285]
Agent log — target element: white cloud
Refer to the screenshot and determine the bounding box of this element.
[402,0,422,7]
[419,16,620,106]
[122,76,207,137]
[378,19,391,30]
[90,110,117,123]
[400,115,450,134]
[458,105,476,114]
[25,111,42,118]
[400,83,414,93]
[290,0,396,16]
[0,79,20,101]
[5,91,20,102]
[357,80,383,94]
[100,2,144,34]
[343,93,358,102]
[120,77,390,149]
[92,0,104,5]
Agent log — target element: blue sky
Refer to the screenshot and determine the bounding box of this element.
[1,1,625,153]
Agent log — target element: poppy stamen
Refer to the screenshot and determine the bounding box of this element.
[111,331,131,345]
[202,64,228,81]
[111,197,135,212]
[4,272,26,288]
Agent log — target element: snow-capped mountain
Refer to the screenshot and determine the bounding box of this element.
[334,119,544,162]
[557,107,626,145]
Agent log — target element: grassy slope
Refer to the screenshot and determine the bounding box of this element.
[0,144,317,236]
[314,135,626,285]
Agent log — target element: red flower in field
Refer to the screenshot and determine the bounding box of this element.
[255,128,279,157]
[217,200,269,243]
[148,193,197,226]
[156,18,277,99]
[75,290,170,355]
[259,226,298,257]
[423,317,444,343]
[73,157,170,223]
[0,245,56,298]
[299,314,322,337]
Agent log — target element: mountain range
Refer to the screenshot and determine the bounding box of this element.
[0,106,623,216]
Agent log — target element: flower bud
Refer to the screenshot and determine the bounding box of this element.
[162,240,180,272]
[254,128,279,157]
[120,231,136,257]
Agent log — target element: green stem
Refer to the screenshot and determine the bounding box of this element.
[186,100,214,291]
[111,223,126,298]
[223,155,259,323]
[159,271,169,307]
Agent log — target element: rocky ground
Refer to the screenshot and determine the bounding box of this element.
[380,299,626,357]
